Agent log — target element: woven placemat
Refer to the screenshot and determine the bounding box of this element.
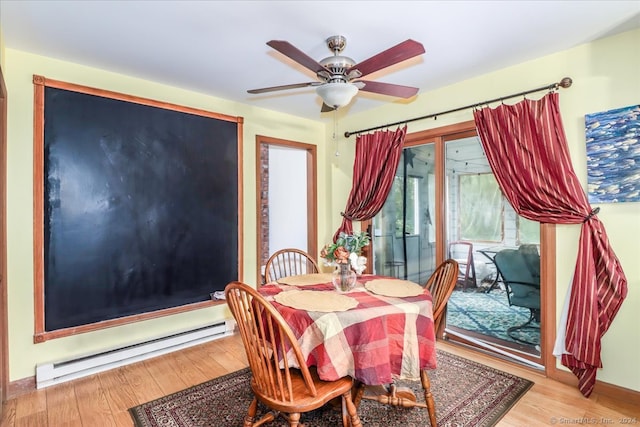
[277,273,333,286]
[274,289,358,312]
[365,278,425,297]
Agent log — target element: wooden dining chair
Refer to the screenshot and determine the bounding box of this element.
[263,248,320,285]
[224,281,362,427]
[447,241,477,290]
[424,259,459,338]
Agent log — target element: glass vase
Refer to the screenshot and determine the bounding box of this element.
[332,263,357,293]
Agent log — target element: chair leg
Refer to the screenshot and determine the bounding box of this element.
[469,257,477,288]
[244,398,258,427]
[285,412,301,426]
[341,390,363,427]
[507,310,539,345]
[352,381,366,409]
[420,370,438,427]
[464,257,477,290]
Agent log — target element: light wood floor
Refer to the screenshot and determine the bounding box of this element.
[1,334,638,426]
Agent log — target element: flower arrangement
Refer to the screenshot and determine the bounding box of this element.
[320,231,371,265]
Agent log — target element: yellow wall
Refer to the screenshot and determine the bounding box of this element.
[336,28,640,392]
[4,49,329,381]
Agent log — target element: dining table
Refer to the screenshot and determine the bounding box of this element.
[258,271,438,426]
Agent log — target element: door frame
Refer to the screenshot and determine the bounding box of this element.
[255,135,317,285]
[369,121,556,373]
[0,65,8,408]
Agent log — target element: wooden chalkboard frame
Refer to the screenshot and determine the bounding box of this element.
[32,75,244,343]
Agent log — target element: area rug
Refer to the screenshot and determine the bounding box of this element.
[447,289,540,346]
[129,349,533,427]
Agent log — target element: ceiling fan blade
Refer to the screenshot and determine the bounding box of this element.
[357,80,419,98]
[348,39,425,78]
[321,103,336,113]
[267,40,328,74]
[247,82,320,94]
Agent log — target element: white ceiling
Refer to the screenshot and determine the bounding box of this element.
[1,1,639,121]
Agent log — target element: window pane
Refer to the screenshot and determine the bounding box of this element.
[406,177,419,235]
[374,144,436,284]
[392,176,419,236]
[459,173,503,241]
[392,176,403,236]
[518,216,540,244]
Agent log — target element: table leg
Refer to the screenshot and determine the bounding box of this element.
[360,386,417,407]
[352,381,366,409]
[478,250,501,293]
[355,370,438,427]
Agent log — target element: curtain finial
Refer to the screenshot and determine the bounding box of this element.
[559,77,573,88]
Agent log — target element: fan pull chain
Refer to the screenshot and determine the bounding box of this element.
[333,110,340,157]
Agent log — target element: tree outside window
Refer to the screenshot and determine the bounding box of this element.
[518,216,540,245]
[392,175,420,237]
[458,173,503,242]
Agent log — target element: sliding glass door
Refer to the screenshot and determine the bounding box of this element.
[444,135,542,364]
[370,122,543,367]
[372,144,436,285]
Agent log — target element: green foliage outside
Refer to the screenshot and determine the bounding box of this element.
[459,173,503,242]
[391,175,418,237]
[518,216,540,244]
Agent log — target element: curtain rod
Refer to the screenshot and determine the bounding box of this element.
[344,77,573,138]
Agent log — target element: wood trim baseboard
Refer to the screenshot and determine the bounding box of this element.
[445,337,640,406]
[593,377,640,406]
[7,376,34,400]
[547,361,640,406]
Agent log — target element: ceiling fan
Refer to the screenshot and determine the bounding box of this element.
[247,35,425,112]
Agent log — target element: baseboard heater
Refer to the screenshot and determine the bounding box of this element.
[36,319,236,389]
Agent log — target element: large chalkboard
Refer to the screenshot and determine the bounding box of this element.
[33,76,243,339]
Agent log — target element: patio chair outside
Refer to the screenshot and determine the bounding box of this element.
[493,248,541,345]
[448,241,477,290]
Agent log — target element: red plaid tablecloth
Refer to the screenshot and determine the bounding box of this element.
[258,275,437,386]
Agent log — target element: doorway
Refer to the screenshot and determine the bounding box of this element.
[255,135,317,285]
[372,144,436,285]
[443,134,542,365]
[371,121,544,368]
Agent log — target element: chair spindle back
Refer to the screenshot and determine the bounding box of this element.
[225,281,317,404]
[424,259,459,335]
[263,249,320,285]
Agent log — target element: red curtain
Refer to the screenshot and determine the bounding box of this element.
[473,93,627,397]
[333,126,407,241]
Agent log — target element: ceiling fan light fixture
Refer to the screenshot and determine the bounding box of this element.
[316,82,358,109]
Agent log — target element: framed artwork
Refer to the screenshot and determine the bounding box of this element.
[585,104,640,203]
